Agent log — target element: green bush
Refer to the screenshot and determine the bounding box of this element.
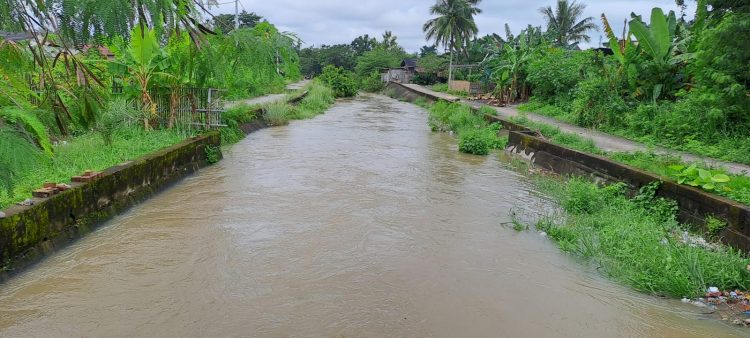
[458,125,505,155]
[427,101,484,132]
[571,76,628,128]
[96,98,140,145]
[527,49,593,102]
[359,71,384,92]
[319,65,358,98]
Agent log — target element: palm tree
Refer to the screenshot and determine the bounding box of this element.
[423,0,482,85]
[539,0,597,47]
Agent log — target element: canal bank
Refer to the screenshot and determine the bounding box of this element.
[0,94,746,336]
[0,84,316,278]
[385,81,750,253]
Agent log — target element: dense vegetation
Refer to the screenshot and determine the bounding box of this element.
[412,0,750,165]
[422,100,505,155]
[0,3,302,208]
[299,31,410,93]
[534,177,750,298]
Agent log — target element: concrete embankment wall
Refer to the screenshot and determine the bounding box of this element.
[0,132,222,277]
[385,81,750,252]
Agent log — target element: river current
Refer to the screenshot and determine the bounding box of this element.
[0,94,744,337]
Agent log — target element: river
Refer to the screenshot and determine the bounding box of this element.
[0,94,744,337]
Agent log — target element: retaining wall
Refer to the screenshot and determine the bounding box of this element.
[0,90,310,278]
[0,132,221,277]
[387,81,750,252]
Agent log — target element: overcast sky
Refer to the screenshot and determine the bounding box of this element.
[207,0,694,52]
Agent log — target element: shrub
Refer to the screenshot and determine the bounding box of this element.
[359,71,384,92]
[223,103,258,125]
[96,98,140,145]
[263,101,295,126]
[571,76,628,128]
[427,101,484,132]
[319,65,358,98]
[458,125,505,155]
[527,49,593,102]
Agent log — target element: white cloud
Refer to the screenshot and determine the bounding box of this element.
[207,0,694,52]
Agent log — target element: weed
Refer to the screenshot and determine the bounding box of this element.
[204,145,221,164]
[458,125,505,155]
[705,216,728,237]
[262,101,294,126]
[535,176,750,298]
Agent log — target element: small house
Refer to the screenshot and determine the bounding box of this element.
[380,58,419,84]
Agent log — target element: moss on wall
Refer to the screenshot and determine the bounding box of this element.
[0,131,221,276]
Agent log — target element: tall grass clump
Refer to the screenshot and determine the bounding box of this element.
[535,177,750,298]
[458,124,507,155]
[220,103,259,145]
[428,101,484,132]
[262,101,295,126]
[428,101,506,155]
[294,81,335,119]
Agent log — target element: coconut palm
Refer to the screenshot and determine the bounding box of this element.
[539,0,597,47]
[423,0,482,85]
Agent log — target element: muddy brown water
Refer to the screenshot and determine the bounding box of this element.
[0,94,745,337]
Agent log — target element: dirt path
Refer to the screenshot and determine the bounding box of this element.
[402,84,750,176]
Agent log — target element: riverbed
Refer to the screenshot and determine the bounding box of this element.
[0,94,744,336]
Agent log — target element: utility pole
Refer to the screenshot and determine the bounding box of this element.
[234,0,239,30]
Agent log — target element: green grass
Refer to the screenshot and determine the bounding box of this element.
[519,100,750,166]
[426,101,506,155]
[518,100,575,123]
[510,114,750,206]
[0,127,188,210]
[509,115,603,155]
[608,152,750,206]
[534,177,750,298]
[430,83,468,97]
[263,81,336,126]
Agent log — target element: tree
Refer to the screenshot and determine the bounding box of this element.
[381,31,399,50]
[0,0,212,135]
[539,0,597,47]
[109,27,168,130]
[420,45,438,57]
[355,47,405,76]
[423,0,482,85]
[351,34,377,55]
[213,11,263,33]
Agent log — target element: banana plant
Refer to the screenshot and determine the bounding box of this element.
[109,26,168,130]
[629,8,677,62]
[628,8,683,101]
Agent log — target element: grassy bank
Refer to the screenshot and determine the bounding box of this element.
[420,100,505,155]
[1,82,336,211]
[0,128,189,210]
[409,97,750,299]
[220,80,336,144]
[508,114,750,206]
[519,101,750,166]
[531,176,750,298]
[430,83,468,97]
